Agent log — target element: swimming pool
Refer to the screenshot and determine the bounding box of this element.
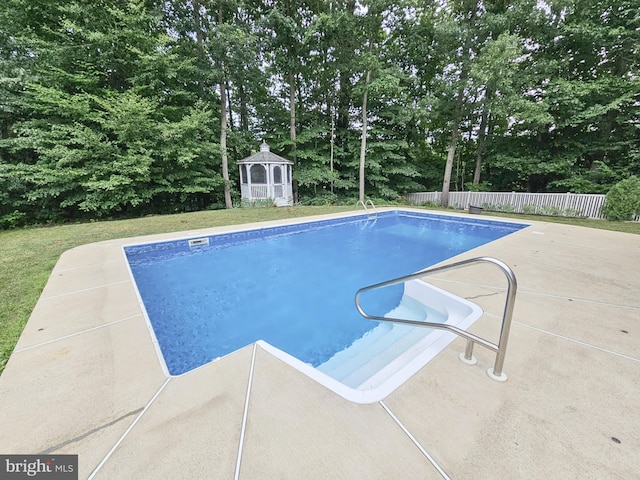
[124,210,526,401]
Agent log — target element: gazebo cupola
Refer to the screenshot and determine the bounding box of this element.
[238,142,293,206]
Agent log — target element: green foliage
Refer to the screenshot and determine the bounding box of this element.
[240,198,276,208]
[0,0,230,225]
[465,181,492,192]
[0,211,26,229]
[537,205,564,216]
[299,191,339,206]
[483,202,587,217]
[481,203,515,213]
[563,208,584,218]
[602,176,640,221]
[0,0,639,227]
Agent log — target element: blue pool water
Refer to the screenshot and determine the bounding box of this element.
[125,211,526,376]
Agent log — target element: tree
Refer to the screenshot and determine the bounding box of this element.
[358,68,371,202]
[488,0,640,193]
[259,0,316,200]
[434,0,480,206]
[1,0,638,226]
[1,0,223,223]
[602,176,640,221]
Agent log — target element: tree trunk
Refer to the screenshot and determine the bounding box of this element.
[442,1,478,206]
[473,89,492,185]
[337,67,352,155]
[441,68,468,207]
[358,70,371,203]
[442,121,460,207]
[192,1,204,47]
[225,79,234,131]
[238,81,248,132]
[330,108,335,194]
[289,70,298,202]
[289,71,296,147]
[220,80,233,209]
[217,4,232,209]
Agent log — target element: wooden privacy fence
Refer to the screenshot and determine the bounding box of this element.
[405,191,638,221]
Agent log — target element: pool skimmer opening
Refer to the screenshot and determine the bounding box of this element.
[188,238,210,248]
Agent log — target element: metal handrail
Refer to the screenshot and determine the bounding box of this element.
[365,199,376,211]
[354,256,517,381]
[356,199,378,219]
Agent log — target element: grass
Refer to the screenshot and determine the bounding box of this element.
[420,204,640,234]
[477,211,640,234]
[1,204,638,376]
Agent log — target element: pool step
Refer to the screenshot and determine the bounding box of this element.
[317,295,445,385]
[340,326,433,388]
[316,322,391,376]
[318,323,418,381]
[317,298,423,379]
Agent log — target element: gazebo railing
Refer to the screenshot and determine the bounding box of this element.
[241,183,292,203]
[249,184,269,199]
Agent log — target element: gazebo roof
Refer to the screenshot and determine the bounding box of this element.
[237,141,293,165]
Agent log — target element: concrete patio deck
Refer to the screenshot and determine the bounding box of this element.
[1,209,638,479]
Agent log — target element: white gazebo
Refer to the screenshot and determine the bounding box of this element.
[238,142,293,206]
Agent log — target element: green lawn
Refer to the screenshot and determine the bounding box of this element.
[477,210,640,234]
[1,204,638,375]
